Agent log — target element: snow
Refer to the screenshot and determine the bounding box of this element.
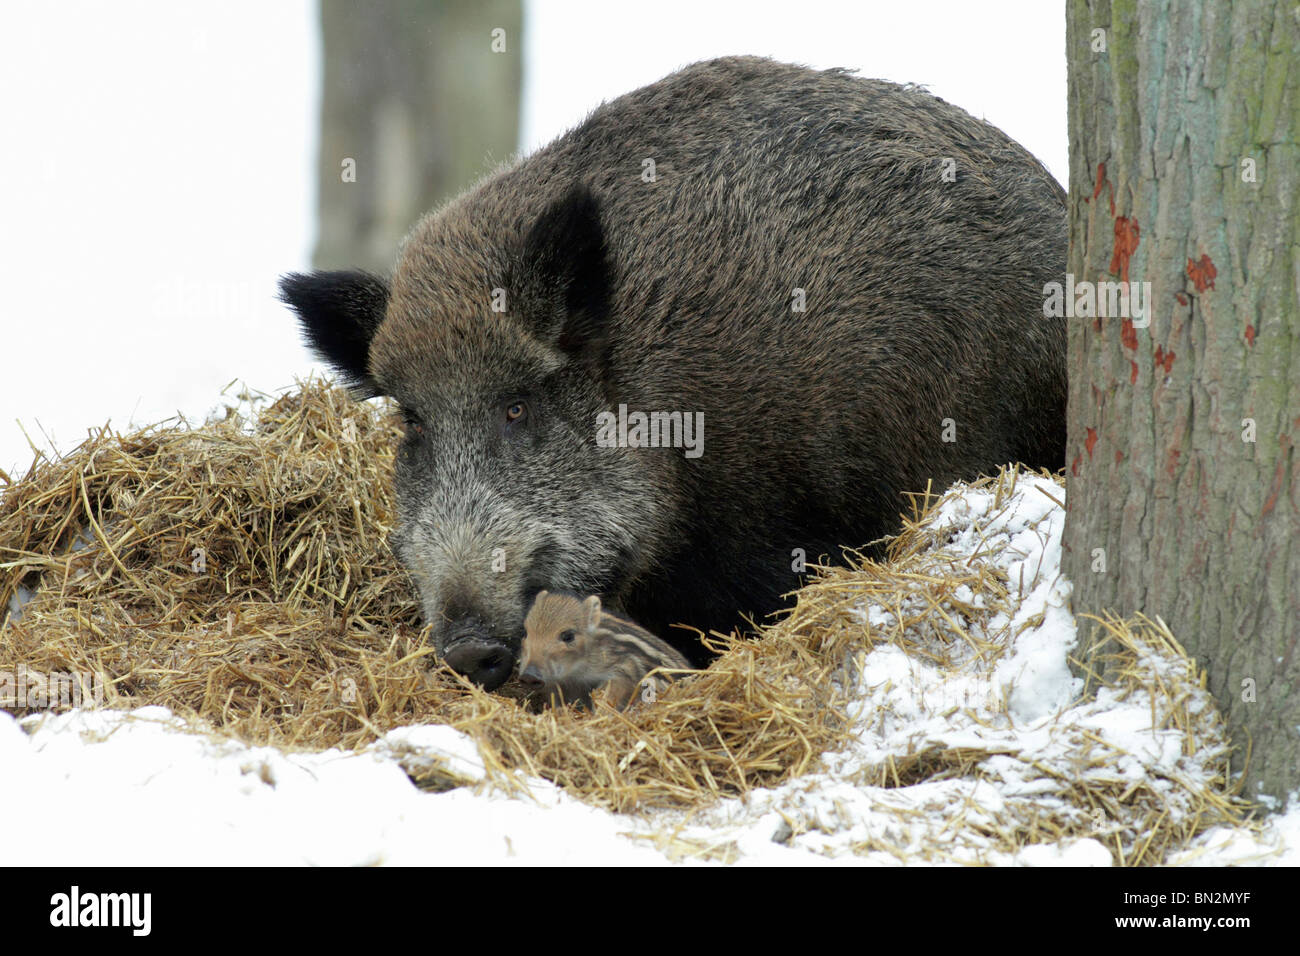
[3,473,1296,866]
[3,707,665,866]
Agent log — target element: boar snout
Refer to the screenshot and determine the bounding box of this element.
[441,617,515,690]
[518,665,545,689]
[443,640,514,690]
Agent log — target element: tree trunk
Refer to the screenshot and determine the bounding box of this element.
[313,0,523,273]
[1063,0,1299,806]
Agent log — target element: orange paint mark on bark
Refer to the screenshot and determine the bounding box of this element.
[1070,453,1081,477]
[1245,324,1256,346]
[1109,217,1140,283]
[1130,360,1139,384]
[1174,292,1188,307]
[1085,427,1098,458]
[1262,459,1286,516]
[1152,346,1174,374]
[1121,318,1138,351]
[1115,450,1124,465]
[1186,254,1217,292]
[1084,162,1115,213]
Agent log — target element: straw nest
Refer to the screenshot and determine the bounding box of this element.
[0,381,1250,863]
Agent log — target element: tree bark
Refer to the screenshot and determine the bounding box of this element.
[313,0,523,273]
[1063,0,1299,805]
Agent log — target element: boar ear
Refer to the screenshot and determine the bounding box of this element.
[278,270,389,397]
[518,185,612,365]
[582,595,603,632]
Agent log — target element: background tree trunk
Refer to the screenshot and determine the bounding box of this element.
[313,0,523,273]
[1063,0,1299,805]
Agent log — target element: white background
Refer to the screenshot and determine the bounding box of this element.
[0,0,1067,478]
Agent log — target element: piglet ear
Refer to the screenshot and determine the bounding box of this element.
[278,270,389,397]
[517,185,612,364]
[582,595,603,632]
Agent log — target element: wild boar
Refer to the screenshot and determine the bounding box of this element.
[519,590,692,710]
[279,56,1066,690]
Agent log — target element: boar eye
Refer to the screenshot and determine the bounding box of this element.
[505,401,527,424]
[402,412,425,436]
[560,630,575,644]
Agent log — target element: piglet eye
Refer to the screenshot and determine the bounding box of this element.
[505,401,526,423]
[560,630,575,644]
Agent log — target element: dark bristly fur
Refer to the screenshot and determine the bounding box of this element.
[278,56,1067,690]
[519,590,692,710]
[277,270,389,395]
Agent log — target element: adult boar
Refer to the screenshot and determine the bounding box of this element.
[279,56,1066,690]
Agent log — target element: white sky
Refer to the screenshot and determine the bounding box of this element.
[0,0,1066,479]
